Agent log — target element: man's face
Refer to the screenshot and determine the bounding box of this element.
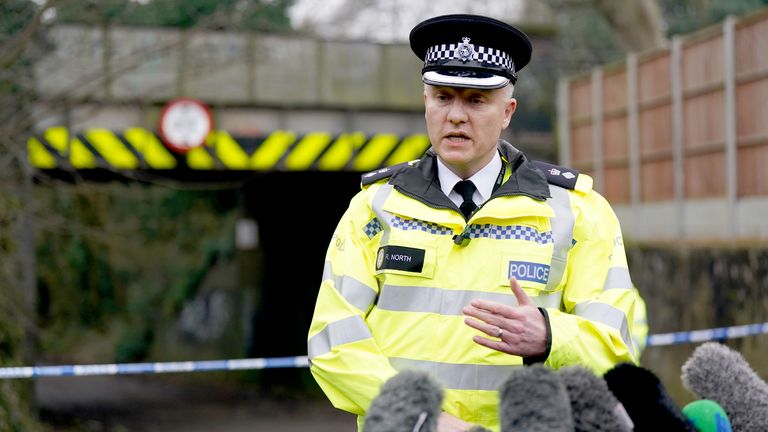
[424,84,516,178]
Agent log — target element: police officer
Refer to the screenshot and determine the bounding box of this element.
[308,14,637,431]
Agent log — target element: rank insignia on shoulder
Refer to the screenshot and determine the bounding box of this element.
[532,160,580,191]
[360,159,421,186]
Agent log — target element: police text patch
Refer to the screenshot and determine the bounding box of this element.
[376,246,425,273]
[508,261,550,284]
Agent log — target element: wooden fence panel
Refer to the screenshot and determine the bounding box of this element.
[642,159,675,201]
[637,53,674,203]
[600,68,628,203]
[605,166,630,204]
[569,80,592,120]
[735,17,768,197]
[604,115,629,204]
[735,79,768,141]
[639,105,674,202]
[685,152,726,198]
[561,9,768,240]
[738,145,768,196]
[571,124,593,168]
[683,91,725,152]
[639,105,673,156]
[638,54,671,103]
[603,69,627,112]
[735,16,768,76]
[682,35,724,92]
[604,116,628,160]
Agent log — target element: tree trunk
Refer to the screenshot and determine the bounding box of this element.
[592,0,668,52]
[542,0,668,52]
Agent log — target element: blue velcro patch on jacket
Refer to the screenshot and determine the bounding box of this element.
[508,261,550,284]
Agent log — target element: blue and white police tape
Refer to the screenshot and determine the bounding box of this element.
[646,322,768,347]
[0,356,309,379]
[2,321,767,379]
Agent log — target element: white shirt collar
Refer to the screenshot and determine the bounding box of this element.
[437,151,502,206]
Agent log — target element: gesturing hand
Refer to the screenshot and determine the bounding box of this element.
[462,277,547,357]
[437,412,474,432]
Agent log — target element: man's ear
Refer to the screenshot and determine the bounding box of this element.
[503,98,517,129]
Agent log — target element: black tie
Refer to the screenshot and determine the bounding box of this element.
[453,180,478,219]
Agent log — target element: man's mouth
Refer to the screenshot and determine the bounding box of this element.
[445,132,470,142]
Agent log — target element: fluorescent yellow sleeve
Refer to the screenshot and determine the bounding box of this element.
[546,189,638,373]
[308,185,398,416]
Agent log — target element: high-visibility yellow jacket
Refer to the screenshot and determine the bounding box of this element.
[308,141,637,431]
[632,287,649,358]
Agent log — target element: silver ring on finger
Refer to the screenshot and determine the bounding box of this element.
[496,327,504,338]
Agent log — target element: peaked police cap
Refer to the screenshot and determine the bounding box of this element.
[409,14,532,89]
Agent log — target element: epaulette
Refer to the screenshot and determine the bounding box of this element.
[360,159,420,186]
[532,160,584,191]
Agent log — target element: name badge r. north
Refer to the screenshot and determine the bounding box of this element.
[376,245,425,273]
[508,261,550,284]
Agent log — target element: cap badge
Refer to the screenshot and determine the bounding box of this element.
[456,37,475,62]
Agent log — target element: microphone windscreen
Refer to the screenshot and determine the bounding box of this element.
[559,365,633,431]
[682,400,732,432]
[681,342,768,432]
[604,363,695,432]
[363,370,443,432]
[500,364,574,432]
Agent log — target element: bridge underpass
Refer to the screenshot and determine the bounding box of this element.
[28,126,431,389]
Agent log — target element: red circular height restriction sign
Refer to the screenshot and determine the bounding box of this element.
[158,98,214,153]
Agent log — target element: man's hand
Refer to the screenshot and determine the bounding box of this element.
[437,412,474,432]
[462,277,547,357]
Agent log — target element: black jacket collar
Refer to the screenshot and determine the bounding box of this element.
[389,140,551,211]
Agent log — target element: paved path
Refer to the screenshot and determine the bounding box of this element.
[35,375,356,431]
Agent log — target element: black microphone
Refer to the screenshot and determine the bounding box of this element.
[603,363,695,431]
[363,370,443,432]
[681,342,768,432]
[558,365,633,431]
[500,364,574,432]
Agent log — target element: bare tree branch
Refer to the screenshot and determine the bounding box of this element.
[0,0,61,69]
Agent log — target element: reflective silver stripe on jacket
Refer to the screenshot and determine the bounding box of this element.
[573,301,634,356]
[545,185,575,292]
[389,357,517,391]
[371,184,395,244]
[603,266,633,291]
[308,315,372,359]
[376,284,563,315]
[323,261,378,312]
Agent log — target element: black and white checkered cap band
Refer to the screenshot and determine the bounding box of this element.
[425,43,514,73]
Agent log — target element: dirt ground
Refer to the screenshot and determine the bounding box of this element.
[35,375,357,432]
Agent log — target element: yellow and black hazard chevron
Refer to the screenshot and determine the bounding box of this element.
[27,127,432,173]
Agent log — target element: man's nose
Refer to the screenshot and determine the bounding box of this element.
[447,99,468,124]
